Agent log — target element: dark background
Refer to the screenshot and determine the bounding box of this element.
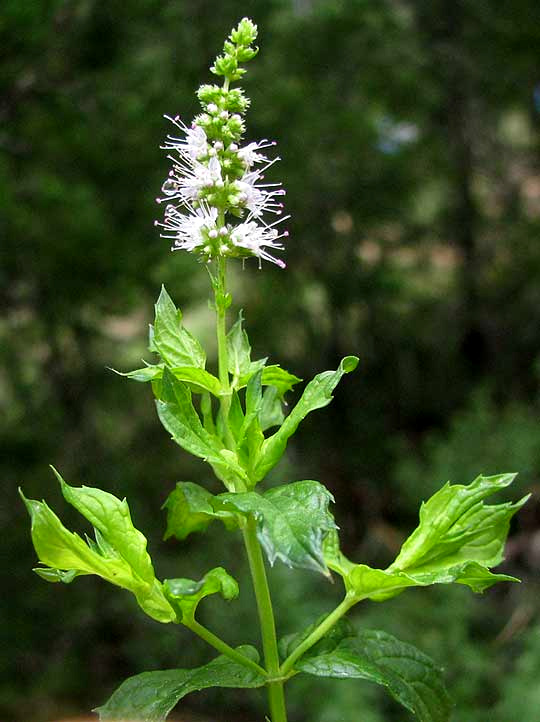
[2,1,540,720]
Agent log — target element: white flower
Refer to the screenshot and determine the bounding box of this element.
[159,155,223,204]
[235,167,286,218]
[230,220,288,268]
[237,139,276,166]
[155,204,218,253]
[162,116,209,161]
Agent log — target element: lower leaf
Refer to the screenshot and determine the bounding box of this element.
[96,645,266,722]
[296,628,452,722]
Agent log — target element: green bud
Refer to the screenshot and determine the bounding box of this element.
[230,18,258,47]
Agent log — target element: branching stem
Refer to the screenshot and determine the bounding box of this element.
[280,594,356,676]
[186,618,267,677]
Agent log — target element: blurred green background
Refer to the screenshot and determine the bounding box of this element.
[2,1,540,720]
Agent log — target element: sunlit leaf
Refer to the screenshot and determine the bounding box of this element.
[219,480,336,574]
[20,471,176,623]
[253,356,359,482]
[163,482,237,541]
[325,473,526,599]
[156,369,247,489]
[154,286,205,368]
[164,567,239,621]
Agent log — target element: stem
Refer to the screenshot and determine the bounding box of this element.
[243,517,288,722]
[280,594,355,676]
[186,618,267,677]
[213,255,235,451]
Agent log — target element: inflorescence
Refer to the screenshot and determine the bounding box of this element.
[155,19,289,268]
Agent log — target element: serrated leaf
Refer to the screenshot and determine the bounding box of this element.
[163,482,237,541]
[164,567,239,621]
[325,473,525,599]
[116,364,221,396]
[96,645,265,722]
[390,473,526,572]
[252,356,358,482]
[227,311,252,380]
[154,286,205,368]
[259,386,285,432]
[156,370,247,489]
[261,365,302,398]
[296,628,452,722]
[218,480,336,575]
[20,472,176,623]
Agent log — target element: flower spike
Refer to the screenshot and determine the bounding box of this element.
[155,19,287,269]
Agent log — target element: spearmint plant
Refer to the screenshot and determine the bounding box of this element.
[21,19,528,722]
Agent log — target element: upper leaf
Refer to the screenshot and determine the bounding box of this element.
[163,482,237,541]
[20,470,176,623]
[153,286,206,368]
[295,626,452,722]
[252,356,358,482]
[164,567,239,622]
[227,311,252,381]
[115,364,221,396]
[156,369,247,489]
[260,365,302,399]
[218,480,336,575]
[96,645,265,722]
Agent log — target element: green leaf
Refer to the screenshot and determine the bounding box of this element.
[390,473,526,572]
[261,365,302,398]
[156,369,247,489]
[259,386,285,432]
[96,645,265,722]
[163,482,237,541]
[296,628,452,722]
[154,286,205,368]
[117,364,221,396]
[253,356,358,482]
[219,480,336,575]
[325,473,526,599]
[164,567,239,621]
[20,471,176,623]
[227,311,252,380]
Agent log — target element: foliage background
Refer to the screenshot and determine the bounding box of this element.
[2,0,540,720]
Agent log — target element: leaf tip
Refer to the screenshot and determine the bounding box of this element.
[342,356,359,373]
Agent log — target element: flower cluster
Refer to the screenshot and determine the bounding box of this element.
[155,19,288,269]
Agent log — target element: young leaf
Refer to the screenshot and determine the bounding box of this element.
[156,369,247,489]
[389,473,526,572]
[96,645,265,722]
[164,567,239,621]
[253,356,359,482]
[261,364,302,398]
[227,310,252,380]
[116,364,221,396]
[218,480,336,575]
[259,386,285,432]
[163,482,237,541]
[153,286,206,368]
[325,473,526,599]
[296,628,452,722]
[19,472,176,623]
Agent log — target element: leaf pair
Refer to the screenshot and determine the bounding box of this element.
[120,289,359,489]
[165,479,336,575]
[325,473,527,601]
[20,469,176,623]
[20,470,240,625]
[97,621,451,722]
